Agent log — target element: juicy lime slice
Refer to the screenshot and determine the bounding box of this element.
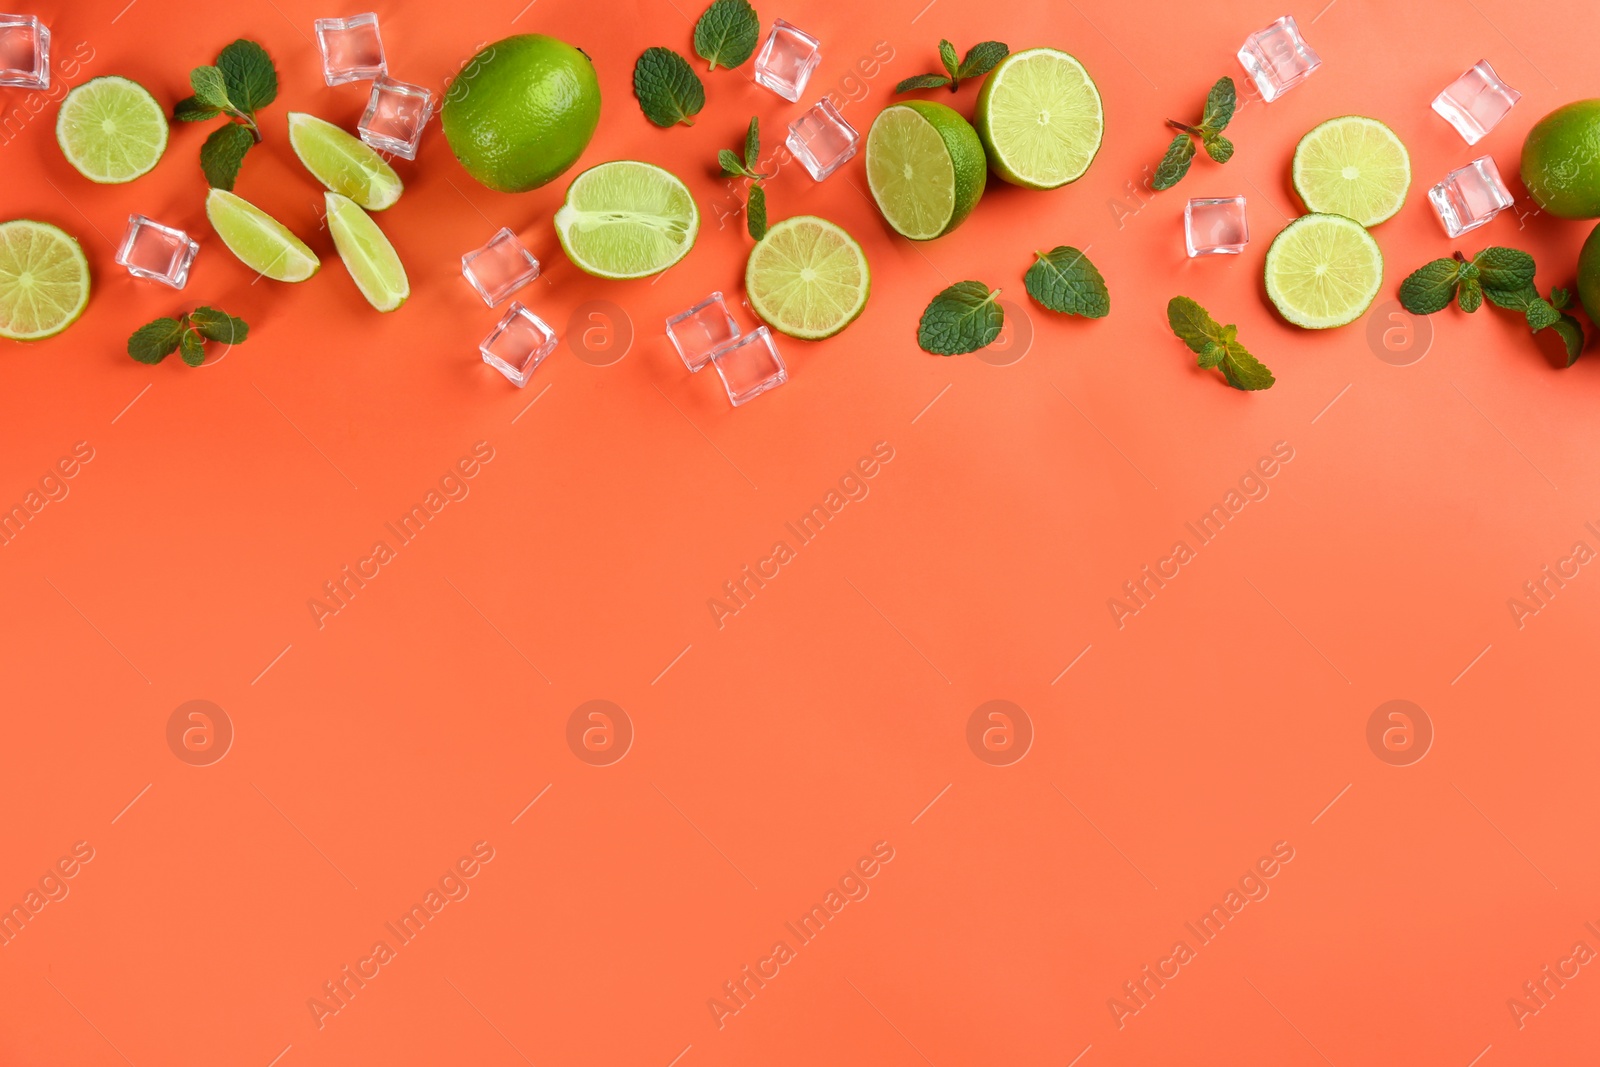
[1291,116,1411,226]
[865,101,986,241]
[55,76,168,184]
[288,112,403,210]
[0,220,91,341]
[745,215,871,340]
[975,48,1103,189]
[1264,213,1384,329]
[205,189,320,282]
[325,193,409,312]
[553,160,698,279]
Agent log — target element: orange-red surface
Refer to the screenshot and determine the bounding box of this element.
[4,0,1600,1064]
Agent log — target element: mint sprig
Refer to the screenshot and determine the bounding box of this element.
[918,281,1004,355]
[718,117,771,240]
[1166,296,1273,390]
[1398,247,1587,365]
[1024,246,1109,318]
[127,307,249,367]
[893,39,1008,93]
[175,39,279,190]
[634,47,705,127]
[693,0,760,70]
[1151,77,1236,191]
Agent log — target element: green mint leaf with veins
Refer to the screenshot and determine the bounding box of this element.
[1152,134,1196,191]
[894,73,952,93]
[693,0,760,70]
[190,306,249,345]
[1398,258,1462,314]
[1472,246,1536,292]
[127,318,186,364]
[938,39,960,82]
[1482,283,1535,312]
[200,123,254,189]
[1552,312,1585,366]
[1221,341,1274,390]
[744,116,760,171]
[1024,246,1109,318]
[173,96,223,123]
[1204,133,1234,164]
[1551,287,1571,310]
[747,183,767,241]
[918,281,1004,355]
[718,148,747,177]
[1197,340,1225,369]
[1525,295,1563,331]
[956,41,1008,80]
[1457,275,1484,312]
[1166,296,1224,353]
[189,66,233,112]
[1200,77,1236,132]
[177,330,207,367]
[217,39,278,114]
[634,47,705,126]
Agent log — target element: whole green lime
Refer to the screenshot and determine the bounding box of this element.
[1577,222,1600,324]
[1521,99,1600,219]
[441,35,601,194]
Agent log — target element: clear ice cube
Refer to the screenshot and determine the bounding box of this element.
[711,326,787,406]
[461,227,540,307]
[1237,15,1320,102]
[753,19,821,102]
[314,13,386,86]
[480,303,557,387]
[1432,60,1520,145]
[666,292,741,373]
[1428,156,1513,238]
[786,99,858,181]
[0,13,48,90]
[1184,197,1249,257]
[115,215,199,289]
[358,76,433,160]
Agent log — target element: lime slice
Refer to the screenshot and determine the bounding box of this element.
[1264,213,1384,329]
[745,215,871,340]
[975,48,1103,189]
[0,220,91,341]
[865,101,986,241]
[288,112,403,211]
[553,160,698,279]
[55,76,168,184]
[1291,116,1411,226]
[205,189,320,282]
[325,193,409,312]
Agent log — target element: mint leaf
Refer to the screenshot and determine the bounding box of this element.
[173,96,223,122]
[1024,246,1109,318]
[1551,287,1571,310]
[1166,295,1223,352]
[1200,77,1236,132]
[744,116,760,171]
[747,183,767,241]
[1152,134,1195,191]
[1398,258,1461,314]
[719,148,747,177]
[1525,296,1562,331]
[1203,133,1234,164]
[956,41,1008,80]
[217,39,278,113]
[189,66,233,112]
[634,47,705,126]
[127,318,186,364]
[177,330,206,367]
[1482,283,1535,312]
[894,72,952,93]
[1458,275,1484,312]
[938,39,959,82]
[1552,312,1585,366]
[190,306,249,344]
[1221,342,1274,390]
[1198,340,1225,369]
[1472,246,1535,291]
[918,281,1003,355]
[200,123,254,189]
[693,0,760,70]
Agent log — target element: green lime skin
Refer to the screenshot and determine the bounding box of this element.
[898,99,987,235]
[1521,99,1600,219]
[441,35,601,194]
[1578,221,1600,325]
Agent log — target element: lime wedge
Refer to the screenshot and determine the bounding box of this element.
[553,160,698,279]
[55,76,168,184]
[745,216,871,339]
[288,112,403,210]
[325,193,409,312]
[0,220,91,340]
[865,101,986,241]
[1264,213,1383,329]
[975,48,1103,189]
[205,189,319,282]
[1291,116,1411,226]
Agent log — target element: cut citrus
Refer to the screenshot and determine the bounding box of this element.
[288,112,403,210]
[205,189,320,282]
[1291,116,1411,226]
[55,76,168,184]
[745,215,871,340]
[325,193,409,312]
[865,101,986,240]
[553,160,698,279]
[1264,213,1383,329]
[975,48,1103,189]
[0,220,91,341]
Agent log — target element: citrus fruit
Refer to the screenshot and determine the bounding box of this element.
[1578,222,1600,324]
[325,193,409,312]
[553,160,698,279]
[745,215,871,340]
[975,47,1103,189]
[0,220,91,341]
[205,189,320,283]
[441,34,601,193]
[1521,100,1600,219]
[865,101,986,240]
[1264,213,1383,329]
[288,112,403,210]
[1291,116,1411,226]
[55,76,168,184]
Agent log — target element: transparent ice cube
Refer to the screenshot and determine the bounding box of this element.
[753,19,821,102]
[315,13,386,86]
[358,76,433,160]
[115,215,199,289]
[1432,60,1520,145]
[666,291,740,373]
[786,99,858,181]
[1237,15,1320,102]
[0,13,48,90]
[461,227,540,307]
[1184,197,1249,257]
[1428,156,1513,238]
[480,302,557,387]
[711,326,787,406]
